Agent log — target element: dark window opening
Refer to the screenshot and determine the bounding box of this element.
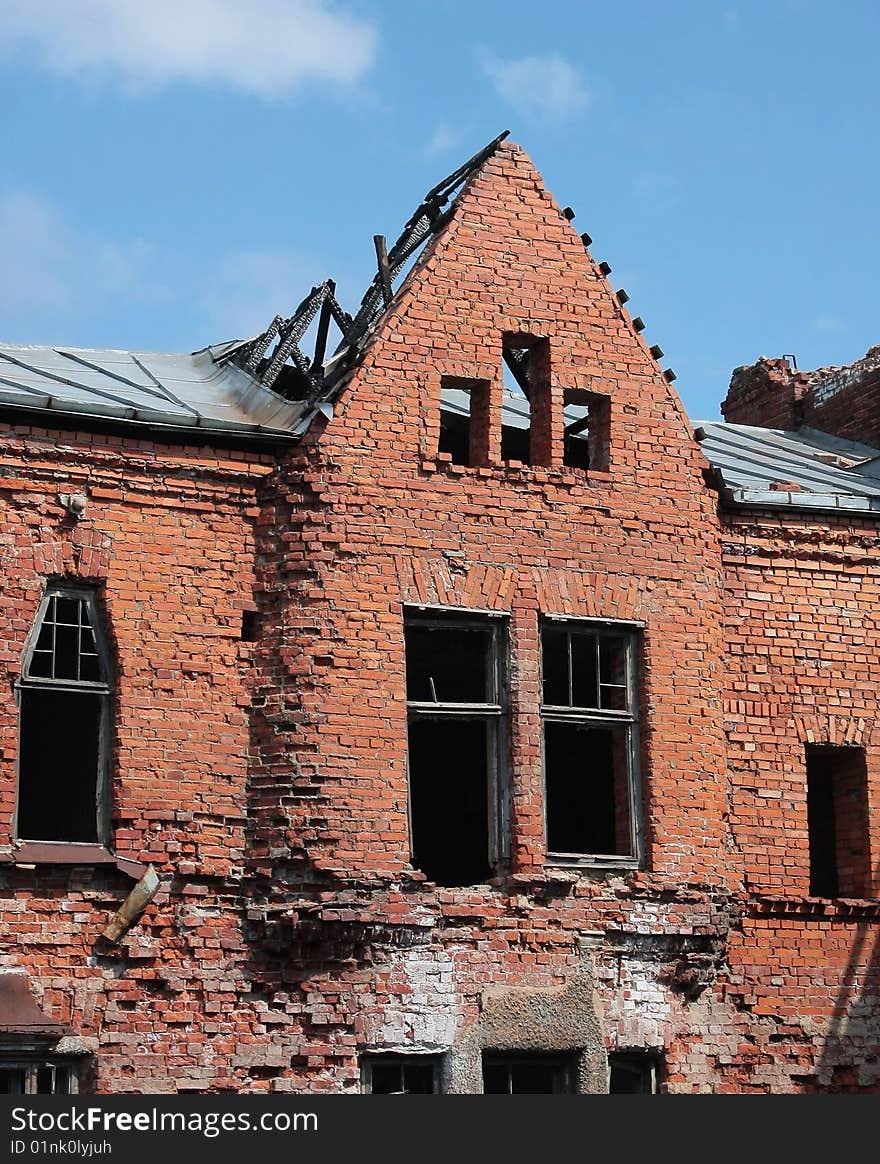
[563,388,610,472]
[501,335,549,466]
[408,720,491,887]
[361,1055,439,1094]
[545,723,631,855]
[609,1051,658,1094]
[405,621,495,704]
[439,376,489,467]
[541,621,639,862]
[18,689,102,843]
[482,1054,573,1094]
[17,587,112,845]
[806,745,869,898]
[0,1059,77,1095]
[405,611,506,887]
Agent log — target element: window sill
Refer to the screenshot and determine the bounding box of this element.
[545,854,640,870]
[749,893,880,919]
[420,457,612,492]
[6,841,146,881]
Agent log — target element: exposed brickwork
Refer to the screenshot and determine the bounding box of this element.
[1,142,879,1093]
[723,357,811,429]
[723,346,880,449]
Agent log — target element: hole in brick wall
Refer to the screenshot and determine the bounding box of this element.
[405,611,505,887]
[501,335,549,466]
[541,622,639,861]
[241,610,260,641]
[563,389,610,471]
[439,376,490,467]
[806,744,869,897]
[608,1051,659,1094]
[482,1053,573,1094]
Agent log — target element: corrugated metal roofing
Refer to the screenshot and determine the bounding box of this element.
[0,343,312,440]
[696,420,880,514]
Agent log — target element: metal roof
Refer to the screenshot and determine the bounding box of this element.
[0,342,315,440]
[696,420,880,514]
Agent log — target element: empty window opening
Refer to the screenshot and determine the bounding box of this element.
[361,1054,439,1094]
[541,622,639,862]
[806,745,869,898]
[563,388,610,471]
[608,1051,659,1094]
[501,335,549,466]
[16,588,113,845]
[405,611,506,887]
[439,376,489,467]
[482,1054,573,1094]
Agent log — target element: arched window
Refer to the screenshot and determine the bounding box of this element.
[16,587,113,845]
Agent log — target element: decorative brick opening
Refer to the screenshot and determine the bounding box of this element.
[501,334,551,467]
[438,375,491,467]
[563,388,610,471]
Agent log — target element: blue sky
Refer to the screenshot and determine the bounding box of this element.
[0,0,877,419]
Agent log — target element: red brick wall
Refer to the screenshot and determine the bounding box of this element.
[721,506,880,1089]
[0,423,278,1090]
[722,357,809,430]
[722,347,880,451]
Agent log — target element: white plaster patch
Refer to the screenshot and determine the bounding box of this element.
[357,947,460,1050]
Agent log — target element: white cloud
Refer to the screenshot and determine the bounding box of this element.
[196,249,330,341]
[482,53,590,121]
[0,0,376,97]
[424,124,462,158]
[814,315,847,334]
[0,192,162,334]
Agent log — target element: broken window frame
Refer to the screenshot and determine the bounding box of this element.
[404,607,510,883]
[0,1049,85,1095]
[540,617,642,867]
[360,1053,441,1094]
[608,1050,660,1094]
[14,585,114,848]
[481,1052,575,1094]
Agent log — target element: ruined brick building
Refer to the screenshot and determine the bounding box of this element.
[1,133,879,1094]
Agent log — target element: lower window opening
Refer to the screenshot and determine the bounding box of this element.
[0,1060,79,1095]
[608,1051,659,1094]
[361,1054,439,1094]
[544,721,634,858]
[408,719,492,887]
[482,1053,573,1094]
[17,688,103,843]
